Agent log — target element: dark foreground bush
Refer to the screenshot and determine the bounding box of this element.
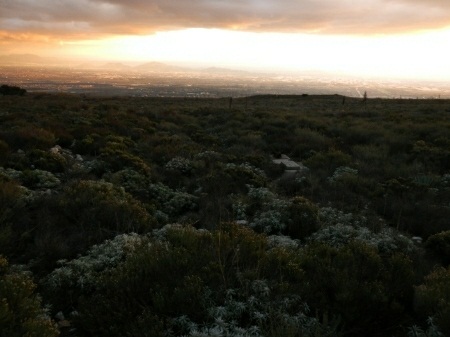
[0,256,59,337]
[46,225,334,337]
[42,224,419,337]
[415,266,450,335]
[425,230,450,266]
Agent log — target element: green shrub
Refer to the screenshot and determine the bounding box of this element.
[408,317,444,337]
[0,140,9,165]
[104,168,151,200]
[415,267,450,335]
[303,148,352,178]
[72,224,338,337]
[14,126,56,150]
[25,149,67,173]
[310,221,417,255]
[0,180,29,257]
[425,231,450,265]
[21,169,61,189]
[148,182,198,220]
[100,147,150,174]
[56,180,154,234]
[72,134,102,155]
[224,162,268,191]
[42,233,146,312]
[247,190,290,234]
[291,127,331,158]
[24,180,155,272]
[285,196,320,240]
[0,256,59,337]
[297,241,415,336]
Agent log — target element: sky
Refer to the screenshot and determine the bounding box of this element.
[1,0,450,80]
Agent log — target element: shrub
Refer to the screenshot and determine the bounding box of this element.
[318,206,367,227]
[247,194,290,235]
[250,209,286,234]
[415,267,450,335]
[285,196,320,240]
[303,148,352,178]
[425,231,450,265]
[327,166,358,184]
[224,163,268,191]
[310,222,417,255]
[291,127,332,158]
[25,149,67,173]
[0,140,9,165]
[56,180,153,234]
[165,156,193,174]
[0,180,29,257]
[24,180,155,272]
[72,224,337,337]
[42,233,146,312]
[408,317,444,337]
[0,256,59,337]
[297,241,415,336]
[14,126,56,150]
[73,226,216,336]
[72,134,102,155]
[148,183,198,220]
[104,168,151,200]
[99,136,150,174]
[21,169,61,189]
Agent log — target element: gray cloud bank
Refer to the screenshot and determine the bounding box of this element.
[1,0,449,37]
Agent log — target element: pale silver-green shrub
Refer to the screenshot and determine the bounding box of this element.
[318,206,367,227]
[310,223,416,254]
[327,166,358,184]
[165,156,193,174]
[175,280,331,337]
[43,233,146,292]
[149,182,198,217]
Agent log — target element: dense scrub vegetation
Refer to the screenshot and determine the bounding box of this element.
[0,92,449,336]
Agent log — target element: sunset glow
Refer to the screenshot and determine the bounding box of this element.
[55,28,450,80]
[1,0,450,81]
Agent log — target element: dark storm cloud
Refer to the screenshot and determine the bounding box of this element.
[0,0,449,38]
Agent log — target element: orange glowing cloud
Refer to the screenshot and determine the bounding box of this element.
[1,0,450,39]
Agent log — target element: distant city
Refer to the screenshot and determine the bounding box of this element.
[1,55,450,99]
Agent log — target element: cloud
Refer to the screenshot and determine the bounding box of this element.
[0,0,450,38]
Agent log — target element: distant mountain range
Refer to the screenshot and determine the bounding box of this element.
[0,54,250,76]
[134,61,184,72]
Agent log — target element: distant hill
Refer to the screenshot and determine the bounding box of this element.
[201,67,250,76]
[135,62,184,72]
[100,62,131,70]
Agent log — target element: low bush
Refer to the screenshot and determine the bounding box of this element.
[297,241,415,336]
[415,267,450,335]
[0,256,58,337]
[285,196,320,240]
[425,231,450,266]
[58,225,335,336]
[55,180,153,234]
